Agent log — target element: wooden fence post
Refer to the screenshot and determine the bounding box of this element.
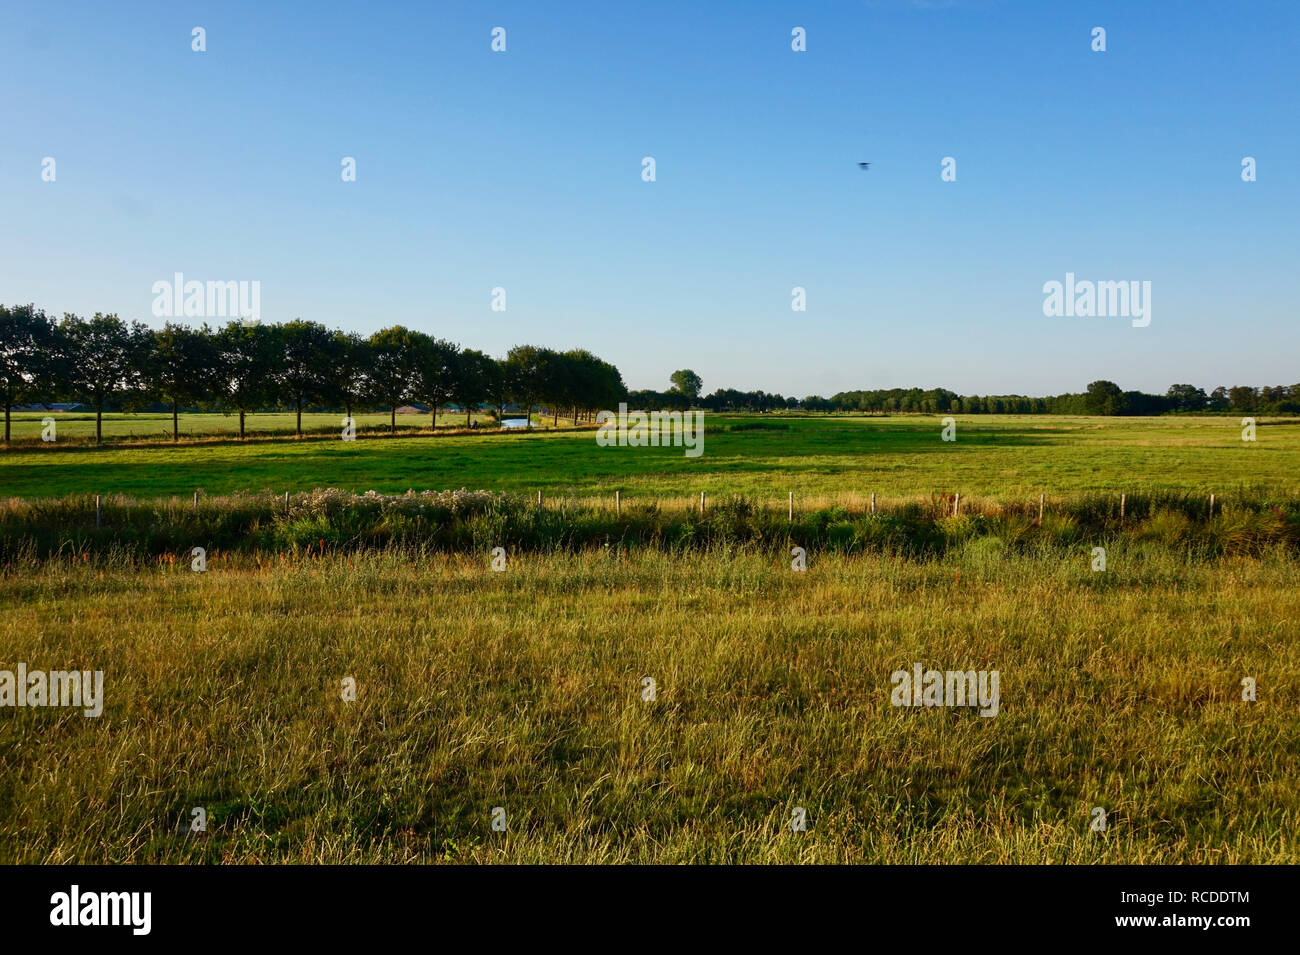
[699,491,706,515]
[616,490,621,516]
[1038,493,1045,525]
[788,491,793,522]
[870,492,876,515]
[194,489,199,509]
[1209,493,1215,517]
[954,492,960,517]
[537,490,542,507]
[1120,493,1126,524]
[95,494,101,529]
[285,491,290,513]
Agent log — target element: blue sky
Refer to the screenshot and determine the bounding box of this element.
[2,0,1296,397]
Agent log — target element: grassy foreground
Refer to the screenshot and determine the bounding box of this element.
[1,546,1295,863]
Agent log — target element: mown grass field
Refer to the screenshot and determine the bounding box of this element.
[1,547,1294,863]
[3,413,1297,501]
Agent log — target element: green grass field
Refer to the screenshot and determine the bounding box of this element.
[1,548,1294,863]
[3,413,1296,501]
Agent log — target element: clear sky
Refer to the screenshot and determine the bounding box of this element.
[2,0,1296,397]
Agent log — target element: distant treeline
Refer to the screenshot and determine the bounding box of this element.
[1,304,625,443]
[631,381,1300,416]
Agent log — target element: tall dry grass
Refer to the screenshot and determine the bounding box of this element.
[1,547,1295,863]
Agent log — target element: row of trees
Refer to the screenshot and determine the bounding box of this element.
[0,304,626,443]
[5,303,1293,446]
[629,380,1300,417]
[628,387,799,413]
[820,382,1300,416]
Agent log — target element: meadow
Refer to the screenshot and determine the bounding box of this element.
[2,412,1297,502]
[0,547,1294,863]
[1,412,1296,864]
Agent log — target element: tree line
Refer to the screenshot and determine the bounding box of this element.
[629,387,798,413]
[5,303,1293,446]
[820,381,1300,416]
[635,380,1300,416]
[0,304,626,443]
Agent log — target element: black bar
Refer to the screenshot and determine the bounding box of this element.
[0,864,1275,942]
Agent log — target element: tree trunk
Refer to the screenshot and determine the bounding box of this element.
[553,408,558,426]
[4,402,10,444]
[296,396,302,437]
[96,402,103,445]
[526,402,533,429]
[391,407,396,433]
[239,410,246,439]
[432,404,438,429]
[172,400,179,443]
[466,405,472,428]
